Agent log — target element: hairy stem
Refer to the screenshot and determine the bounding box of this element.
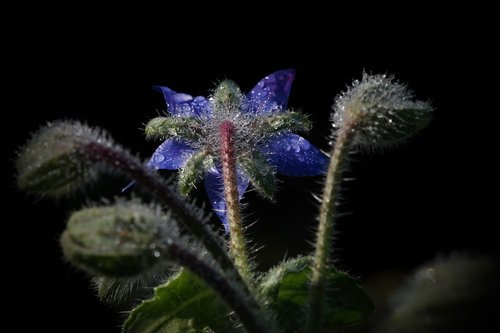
[81,142,256,307]
[168,242,277,333]
[219,121,253,284]
[306,124,355,333]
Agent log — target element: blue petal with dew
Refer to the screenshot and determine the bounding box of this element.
[260,133,328,176]
[153,86,211,117]
[245,69,296,114]
[146,139,195,170]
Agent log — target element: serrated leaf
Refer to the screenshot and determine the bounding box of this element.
[124,269,233,333]
[259,256,373,331]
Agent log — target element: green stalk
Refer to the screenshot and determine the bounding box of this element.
[168,242,276,333]
[82,134,275,332]
[306,123,356,333]
[81,141,257,304]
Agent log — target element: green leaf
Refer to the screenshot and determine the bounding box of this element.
[124,269,233,333]
[93,264,174,308]
[259,256,373,331]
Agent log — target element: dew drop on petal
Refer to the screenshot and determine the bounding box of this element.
[290,137,301,153]
[154,154,165,163]
[173,93,192,103]
[298,136,310,150]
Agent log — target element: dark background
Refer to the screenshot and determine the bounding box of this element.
[4,6,496,332]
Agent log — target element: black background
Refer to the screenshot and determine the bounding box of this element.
[4,6,497,332]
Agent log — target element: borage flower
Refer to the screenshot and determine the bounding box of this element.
[145,69,327,231]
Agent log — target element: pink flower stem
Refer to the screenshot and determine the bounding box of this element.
[219,121,252,284]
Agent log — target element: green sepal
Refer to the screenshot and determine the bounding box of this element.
[212,80,243,111]
[238,152,276,199]
[123,269,233,333]
[260,111,312,135]
[178,151,213,196]
[259,256,374,331]
[145,117,201,141]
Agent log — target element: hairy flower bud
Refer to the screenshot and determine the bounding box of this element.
[16,121,112,197]
[61,202,173,277]
[332,74,432,146]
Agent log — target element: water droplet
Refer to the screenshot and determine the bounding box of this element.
[178,104,192,114]
[298,137,310,150]
[153,154,165,163]
[290,137,301,153]
[173,93,192,103]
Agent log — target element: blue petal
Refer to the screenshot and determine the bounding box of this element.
[204,167,250,233]
[153,85,211,117]
[246,69,296,114]
[260,133,328,176]
[147,139,195,170]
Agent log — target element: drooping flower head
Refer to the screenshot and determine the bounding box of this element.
[145,69,328,231]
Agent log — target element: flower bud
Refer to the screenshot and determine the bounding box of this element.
[61,202,169,277]
[332,74,432,146]
[16,121,108,197]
